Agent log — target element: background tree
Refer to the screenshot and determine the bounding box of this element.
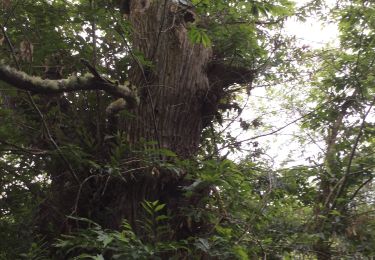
[304,1,375,258]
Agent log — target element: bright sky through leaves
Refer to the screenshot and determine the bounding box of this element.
[230,0,339,167]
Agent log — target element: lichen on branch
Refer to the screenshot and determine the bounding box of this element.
[0,62,139,109]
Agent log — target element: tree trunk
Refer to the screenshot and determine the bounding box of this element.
[102,0,213,229]
[311,97,355,260]
[38,0,216,242]
[125,0,211,157]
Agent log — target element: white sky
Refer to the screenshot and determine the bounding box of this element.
[227,0,339,167]
[264,1,339,166]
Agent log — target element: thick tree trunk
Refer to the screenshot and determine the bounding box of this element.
[38,0,214,244]
[101,0,213,231]
[124,0,211,157]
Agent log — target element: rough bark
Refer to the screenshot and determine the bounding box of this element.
[90,0,215,235]
[123,0,212,157]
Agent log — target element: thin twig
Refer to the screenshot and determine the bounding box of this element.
[72,175,98,215]
[348,177,374,203]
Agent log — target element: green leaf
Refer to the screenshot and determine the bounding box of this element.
[233,245,249,260]
[188,26,212,47]
[97,233,113,247]
[154,203,166,212]
[157,148,177,157]
[330,210,341,216]
[195,238,210,252]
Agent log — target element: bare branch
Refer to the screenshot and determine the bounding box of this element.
[348,176,374,203]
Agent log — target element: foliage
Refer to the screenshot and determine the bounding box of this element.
[53,201,190,260]
[0,0,375,259]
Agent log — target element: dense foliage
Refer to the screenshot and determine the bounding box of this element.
[0,0,374,259]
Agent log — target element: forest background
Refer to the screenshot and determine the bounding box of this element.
[0,0,374,259]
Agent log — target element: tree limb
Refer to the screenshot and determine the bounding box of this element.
[0,62,139,108]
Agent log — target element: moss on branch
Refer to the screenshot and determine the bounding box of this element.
[0,62,139,109]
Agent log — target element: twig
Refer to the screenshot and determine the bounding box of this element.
[348,176,374,203]
[72,175,98,215]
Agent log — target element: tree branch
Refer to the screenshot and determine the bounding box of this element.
[0,139,49,155]
[0,62,139,108]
